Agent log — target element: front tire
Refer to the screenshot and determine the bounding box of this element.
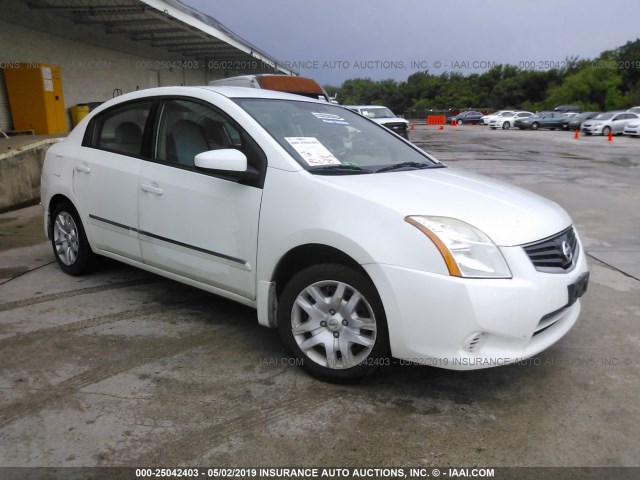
[602,126,611,136]
[457,120,463,126]
[277,264,389,383]
[531,122,540,130]
[502,121,511,130]
[51,202,95,275]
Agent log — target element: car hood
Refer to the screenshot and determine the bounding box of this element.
[370,117,409,125]
[322,167,571,246]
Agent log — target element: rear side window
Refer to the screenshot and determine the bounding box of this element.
[87,101,153,156]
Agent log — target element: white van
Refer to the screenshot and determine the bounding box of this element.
[208,74,335,103]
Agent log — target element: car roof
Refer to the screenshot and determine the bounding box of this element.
[345,105,391,109]
[99,86,329,107]
[199,85,326,101]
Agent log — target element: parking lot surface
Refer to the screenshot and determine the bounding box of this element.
[1,126,639,468]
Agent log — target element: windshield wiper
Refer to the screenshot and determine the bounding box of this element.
[308,164,373,175]
[376,162,432,173]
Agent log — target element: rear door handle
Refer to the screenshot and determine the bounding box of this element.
[140,183,163,195]
[75,165,91,173]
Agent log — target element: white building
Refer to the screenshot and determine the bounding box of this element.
[0,0,294,131]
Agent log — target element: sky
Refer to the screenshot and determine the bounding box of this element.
[182,0,640,87]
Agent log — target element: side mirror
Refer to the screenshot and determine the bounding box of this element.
[195,149,247,172]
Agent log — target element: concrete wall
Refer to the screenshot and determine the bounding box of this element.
[0,0,230,132]
[0,19,211,131]
[0,140,58,212]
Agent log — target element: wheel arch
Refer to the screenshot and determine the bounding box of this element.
[272,243,371,299]
[47,194,79,239]
[258,243,381,329]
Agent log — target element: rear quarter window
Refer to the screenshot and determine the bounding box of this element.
[85,101,153,156]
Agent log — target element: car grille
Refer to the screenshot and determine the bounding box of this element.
[522,226,579,273]
[383,122,407,132]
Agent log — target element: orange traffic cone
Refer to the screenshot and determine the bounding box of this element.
[438,125,444,130]
[410,123,415,131]
[608,131,613,142]
[574,130,579,140]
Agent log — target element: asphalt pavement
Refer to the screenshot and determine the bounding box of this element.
[0,126,639,472]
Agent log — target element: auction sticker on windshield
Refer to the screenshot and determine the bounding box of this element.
[311,112,349,125]
[285,137,341,166]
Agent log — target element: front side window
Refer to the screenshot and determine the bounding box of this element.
[88,101,153,156]
[155,99,251,169]
[236,99,441,174]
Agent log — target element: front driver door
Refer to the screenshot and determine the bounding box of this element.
[137,98,264,299]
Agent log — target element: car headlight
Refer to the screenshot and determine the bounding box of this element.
[592,122,602,126]
[405,216,512,278]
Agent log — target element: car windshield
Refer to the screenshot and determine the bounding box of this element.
[573,113,594,121]
[235,99,441,174]
[499,111,514,116]
[359,107,395,119]
[593,113,614,120]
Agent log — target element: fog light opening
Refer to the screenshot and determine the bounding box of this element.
[463,332,487,354]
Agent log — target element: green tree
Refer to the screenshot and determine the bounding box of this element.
[328,38,640,114]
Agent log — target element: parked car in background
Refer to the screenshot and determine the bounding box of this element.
[581,112,640,136]
[563,112,600,131]
[623,121,640,137]
[40,85,589,382]
[346,105,410,139]
[560,112,579,129]
[481,111,514,125]
[627,106,640,115]
[489,111,533,130]
[554,105,581,113]
[515,111,566,130]
[446,111,484,125]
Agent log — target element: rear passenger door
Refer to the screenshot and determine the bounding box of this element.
[74,100,153,261]
[137,98,264,299]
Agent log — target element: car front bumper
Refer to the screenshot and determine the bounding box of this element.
[623,127,639,136]
[582,125,603,134]
[364,241,589,370]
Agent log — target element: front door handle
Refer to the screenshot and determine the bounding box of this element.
[75,165,91,173]
[140,183,163,195]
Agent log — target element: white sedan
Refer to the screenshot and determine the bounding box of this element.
[41,86,589,382]
[481,110,514,125]
[489,111,534,130]
[623,121,640,136]
[582,112,640,135]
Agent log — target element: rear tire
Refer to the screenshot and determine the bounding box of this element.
[51,202,95,275]
[277,264,390,383]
